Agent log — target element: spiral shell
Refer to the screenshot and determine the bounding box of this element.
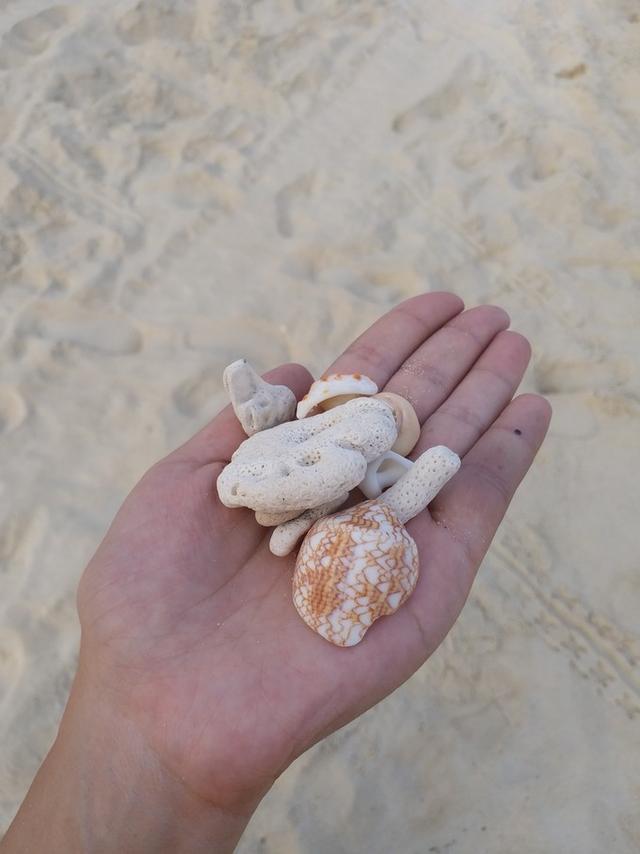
[292,500,419,647]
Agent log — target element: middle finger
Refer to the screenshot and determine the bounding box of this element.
[412,329,532,459]
[383,305,510,422]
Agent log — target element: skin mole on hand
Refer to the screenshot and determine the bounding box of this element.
[514,428,522,435]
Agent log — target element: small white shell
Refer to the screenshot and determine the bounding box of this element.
[359,451,414,499]
[374,393,421,456]
[296,373,378,419]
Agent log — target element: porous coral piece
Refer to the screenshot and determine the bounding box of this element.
[217,397,398,514]
[379,445,460,523]
[296,373,378,419]
[224,359,296,436]
[255,508,302,527]
[269,493,349,556]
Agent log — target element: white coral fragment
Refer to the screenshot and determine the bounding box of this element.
[255,508,302,527]
[269,493,349,556]
[379,445,460,523]
[216,396,398,514]
[224,359,296,436]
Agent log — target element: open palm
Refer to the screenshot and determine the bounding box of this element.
[76,294,551,813]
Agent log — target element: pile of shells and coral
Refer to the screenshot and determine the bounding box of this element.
[217,361,460,647]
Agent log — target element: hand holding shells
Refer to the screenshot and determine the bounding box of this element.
[218,361,461,647]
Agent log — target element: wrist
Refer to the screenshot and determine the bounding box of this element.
[3,674,260,854]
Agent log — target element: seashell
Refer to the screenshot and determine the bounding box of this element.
[359,451,413,499]
[293,500,418,646]
[217,396,397,514]
[292,446,461,646]
[224,359,296,436]
[296,373,378,419]
[374,392,421,456]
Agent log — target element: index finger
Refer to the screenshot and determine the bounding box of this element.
[325,292,464,387]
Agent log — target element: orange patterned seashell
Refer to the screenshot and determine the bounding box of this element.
[293,500,419,646]
[292,446,461,646]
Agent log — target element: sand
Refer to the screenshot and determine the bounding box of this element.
[1,0,639,850]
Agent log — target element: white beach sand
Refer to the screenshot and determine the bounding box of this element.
[1,0,639,850]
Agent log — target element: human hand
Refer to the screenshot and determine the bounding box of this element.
[2,293,551,853]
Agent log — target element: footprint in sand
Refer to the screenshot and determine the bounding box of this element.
[17,301,142,355]
[0,508,50,578]
[0,232,26,276]
[546,395,598,440]
[173,369,225,419]
[174,323,289,419]
[0,631,25,710]
[0,386,27,434]
[510,126,600,188]
[275,172,319,238]
[494,526,640,721]
[115,0,196,45]
[0,6,77,70]
[392,55,492,132]
[185,318,290,367]
[534,356,632,395]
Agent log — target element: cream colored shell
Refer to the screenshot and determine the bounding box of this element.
[374,392,421,456]
[292,500,419,647]
[296,373,378,419]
